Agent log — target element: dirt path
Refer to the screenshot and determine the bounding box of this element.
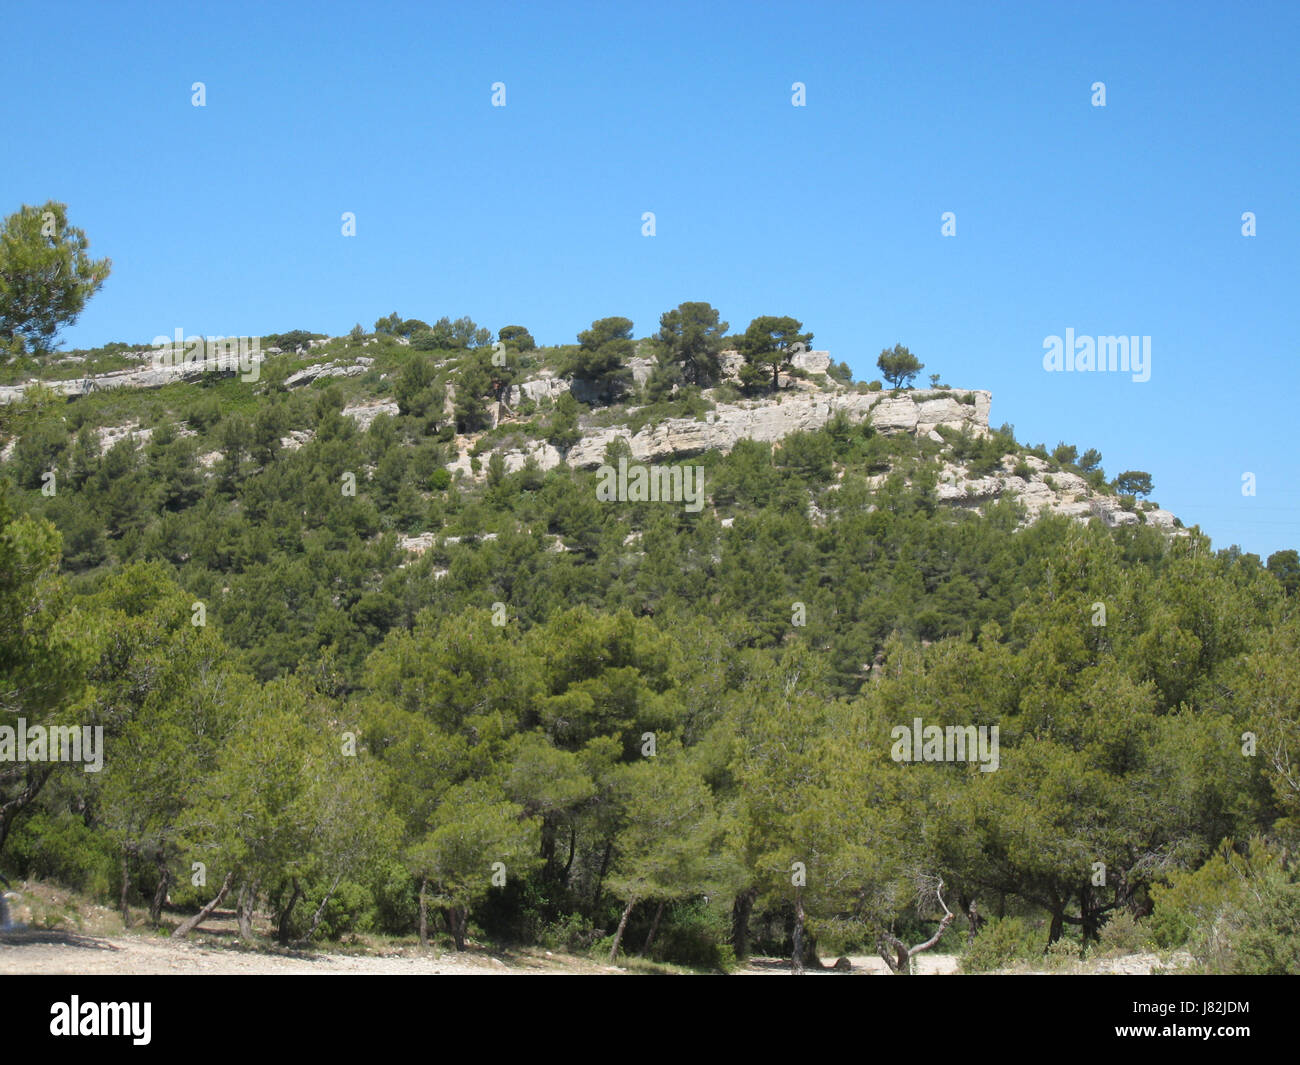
[0,929,605,975]
[0,930,1186,975]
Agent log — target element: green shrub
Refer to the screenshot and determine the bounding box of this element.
[1151,838,1282,950]
[372,861,417,934]
[6,811,117,898]
[960,916,1043,972]
[540,911,600,952]
[1154,839,1300,973]
[1013,461,1034,480]
[1147,906,1195,950]
[1096,910,1150,956]
[1202,879,1300,974]
[1044,935,1086,967]
[306,879,375,940]
[653,900,736,972]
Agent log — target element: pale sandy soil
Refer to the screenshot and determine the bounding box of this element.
[0,928,606,974]
[0,882,1190,975]
[741,951,1187,975]
[0,933,1188,976]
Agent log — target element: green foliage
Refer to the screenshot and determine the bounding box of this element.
[374,312,403,336]
[498,325,536,352]
[1078,448,1102,472]
[303,878,375,940]
[1114,470,1153,497]
[624,388,712,434]
[960,916,1044,972]
[264,330,323,353]
[738,315,812,394]
[876,344,924,389]
[453,351,494,433]
[1095,910,1151,955]
[6,809,116,896]
[546,392,583,450]
[1207,878,1300,974]
[656,302,729,388]
[394,354,447,429]
[1052,442,1078,466]
[0,202,111,356]
[1267,549,1300,595]
[652,899,737,970]
[564,317,634,404]
[1,316,1297,969]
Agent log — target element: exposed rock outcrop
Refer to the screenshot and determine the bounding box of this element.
[468,389,991,478]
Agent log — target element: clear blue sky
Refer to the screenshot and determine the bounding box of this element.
[3,0,1297,556]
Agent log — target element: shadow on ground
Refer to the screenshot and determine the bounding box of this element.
[0,928,123,952]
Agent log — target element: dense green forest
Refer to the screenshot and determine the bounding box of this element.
[3,315,1300,973]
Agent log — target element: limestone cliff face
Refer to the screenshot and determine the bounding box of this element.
[934,455,1182,533]
[453,387,992,478]
[449,376,1179,535]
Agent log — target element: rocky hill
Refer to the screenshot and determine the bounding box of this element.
[0,337,1183,539]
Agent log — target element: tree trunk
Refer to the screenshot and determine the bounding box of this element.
[608,896,636,963]
[540,813,557,879]
[967,898,980,947]
[643,900,666,956]
[878,932,911,975]
[297,874,342,945]
[879,879,955,973]
[149,860,170,927]
[277,877,303,944]
[791,888,806,974]
[120,850,132,928]
[562,824,577,886]
[802,927,824,970]
[1048,899,1065,946]
[171,871,235,939]
[591,839,613,918]
[731,887,756,960]
[445,906,468,951]
[418,878,429,948]
[1080,883,1104,944]
[237,880,257,941]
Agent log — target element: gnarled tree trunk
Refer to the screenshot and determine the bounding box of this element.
[171,871,235,939]
[879,878,956,974]
[608,896,636,962]
[277,878,303,944]
[237,880,258,941]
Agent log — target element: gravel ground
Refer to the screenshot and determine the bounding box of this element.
[0,931,1187,976]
